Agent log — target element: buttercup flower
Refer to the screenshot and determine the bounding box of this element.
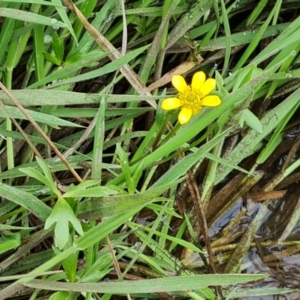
[162,72,221,124]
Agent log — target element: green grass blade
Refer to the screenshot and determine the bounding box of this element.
[0,8,67,27]
[0,183,51,221]
[24,274,268,294]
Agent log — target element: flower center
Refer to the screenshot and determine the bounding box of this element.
[177,86,203,114]
[186,92,197,102]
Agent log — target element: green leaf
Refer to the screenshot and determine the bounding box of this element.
[50,0,78,44]
[19,160,60,197]
[116,143,134,193]
[0,90,160,106]
[0,232,20,255]
[44,198,83,250]
[0,8,67,27]
[45,45,150,89]
[232,65,256,91]
[1,0,64,6]
[242,109,263,133]
[42,51,61,65]
[77,182,179,219]
[63,181,118,198]
[25,274,268,293]
[67,186,118,198]
[52,32,64,63]
[35,157,60,195]
[0,105,83,128]
[0,183,51,221]
[53,245,78,283]
[81,252,112,282]
[49,291,74,300]
[19,167,50,187]
[0,11,16,64]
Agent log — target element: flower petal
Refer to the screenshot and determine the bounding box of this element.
[172,75,188,93]
[200,78,217,97]
[191,71,206,91]
[202,95,221,107]
[161,97,182,111]
[178,107,192,124]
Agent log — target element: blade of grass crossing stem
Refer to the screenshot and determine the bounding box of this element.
[234,3,276,70]
[90,2,118,45]
[50,0,78,44]
[72,0,97,41]
[92,97,106,182]
[204,153,250,175]
[67,0,115,57]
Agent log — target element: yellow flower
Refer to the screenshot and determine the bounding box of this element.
[161,72,221,124]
